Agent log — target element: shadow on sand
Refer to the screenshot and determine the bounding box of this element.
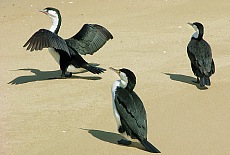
[80,128,146,152]
[8,68,102,85]
[164,73,208,90]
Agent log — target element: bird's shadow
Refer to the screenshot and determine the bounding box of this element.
[8,67,102,85]
[164,73,208,90]
[80,128,146,152]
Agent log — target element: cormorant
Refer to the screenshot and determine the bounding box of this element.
[187,22,215,87]
[23,7,113,78]
[110,67,160,153]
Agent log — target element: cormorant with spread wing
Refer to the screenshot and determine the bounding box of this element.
[110,67,160,153]
[23,7,113,78]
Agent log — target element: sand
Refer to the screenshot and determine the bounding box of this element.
[1,0,230,154]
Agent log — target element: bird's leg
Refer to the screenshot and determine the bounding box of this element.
[196,77,200,83]
[192,77,200,83]
[60,71,72,78]
[64,71,72,78]
[60,70,67,78]
[59,52,72,78]
[117,126,131,145]
[118,139,132,146]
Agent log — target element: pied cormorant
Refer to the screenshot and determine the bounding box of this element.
[187,22,215,87]
[23,7,113,78]
[110,67,160,153]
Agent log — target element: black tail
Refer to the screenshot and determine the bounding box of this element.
[84,64,106,74]
[140,139,161,153]
[200,76,210,87]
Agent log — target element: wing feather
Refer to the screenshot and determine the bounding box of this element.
[115,87,147,139]
[65,24,113,55]
[187,39,213,76]
[23,29,73,56]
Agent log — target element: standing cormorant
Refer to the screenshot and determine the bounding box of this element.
[187,22,215,87]
[23,7,113,78]
[110,67,160,153]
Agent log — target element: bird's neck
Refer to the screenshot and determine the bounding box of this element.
[112,80,127,90]
[192,31,199,39]
[192,30,203,40]
[49,16,61,34]
[112,79,135,93]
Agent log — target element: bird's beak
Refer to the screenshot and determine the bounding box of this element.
[187,22,193,26]
[109,67,120,75]
[40,9,48,15]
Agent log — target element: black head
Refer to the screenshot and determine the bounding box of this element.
[188,22,204,40]
[40,7,61,19]
[42,7,60,14]
[40,7,62,34]
[110,67,136,91]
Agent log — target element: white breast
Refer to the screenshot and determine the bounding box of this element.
[48,48,60,64]
[111,80,122,128]
[192,31,199,39]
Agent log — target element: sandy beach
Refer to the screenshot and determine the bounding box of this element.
[1,0,230,154]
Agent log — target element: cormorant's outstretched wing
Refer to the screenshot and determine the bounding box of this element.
[23,29,74,56]
[115,87,147,139]
[65,24,113,55]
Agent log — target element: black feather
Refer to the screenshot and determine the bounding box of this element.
[65,24,113,55]
[200,76,210,87]
[23,29,70,56]
[115,88,147,140]
[140,139,161,153]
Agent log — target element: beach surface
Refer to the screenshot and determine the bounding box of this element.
[1,0,230,154]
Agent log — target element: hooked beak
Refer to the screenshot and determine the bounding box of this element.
[187,22,193,26]
[40,9,48,15]
[109,67,120,75]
